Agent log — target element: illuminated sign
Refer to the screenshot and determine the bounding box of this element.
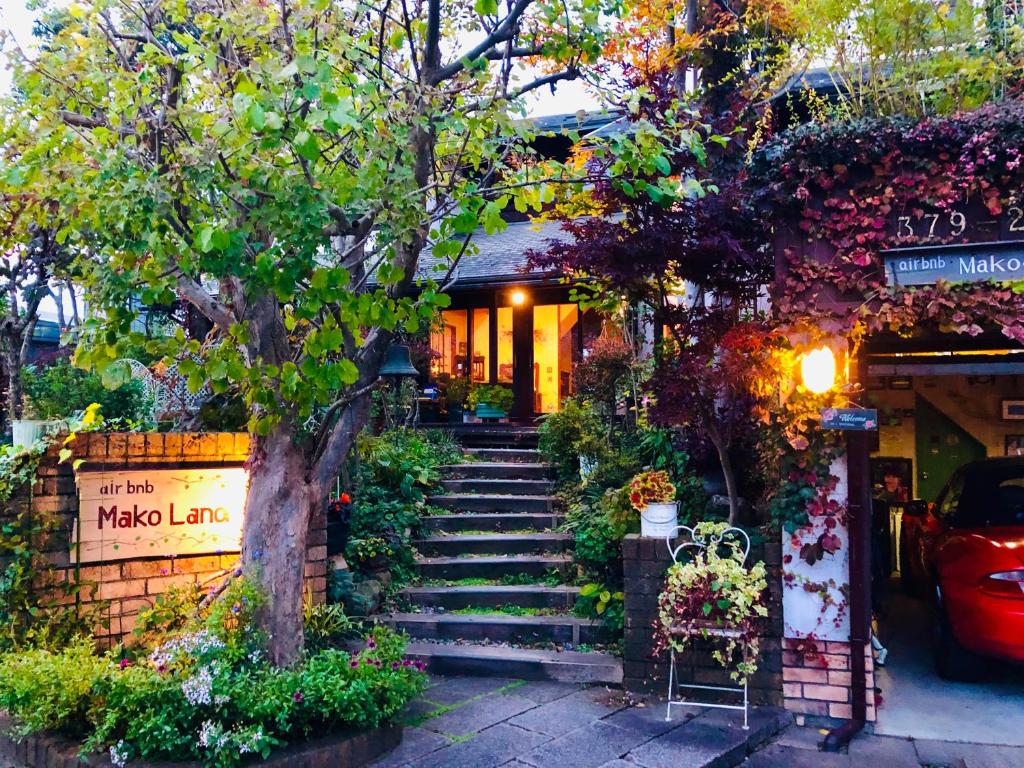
[883,241,1024,286]
[75,467,248,563]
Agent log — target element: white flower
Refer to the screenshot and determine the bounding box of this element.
[109,740,129,767]
[182,666,214,706]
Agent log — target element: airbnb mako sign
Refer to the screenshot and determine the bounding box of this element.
[74,468,248,563]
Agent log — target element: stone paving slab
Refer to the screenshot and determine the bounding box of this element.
[420,692,537,737]
[419,675,520,705]
[518,721,651,768]
[914,738,1024,768]
[847,734,919,767]
[741,743,853,768]
[369,728,452,768]
[509,680,583,704]
[509,688,626,737]
[408,723,549,768]
[626,719,751,768]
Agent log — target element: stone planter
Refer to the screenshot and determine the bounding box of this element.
[640,501,678,538]
[0,715,403,768]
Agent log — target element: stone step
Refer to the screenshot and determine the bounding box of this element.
[449,425,540,449]
[384,612,608,645]
[438,462,551,480]
[403,641,623,684]
[414,533,572,557]
[415,554,572,581]
[399,584,580,611]
[464,448,542,463]
[440,477,554,495]
[427,493,554,513]
[422,513,564,534]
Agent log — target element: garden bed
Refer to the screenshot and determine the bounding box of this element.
[0,715,402,768]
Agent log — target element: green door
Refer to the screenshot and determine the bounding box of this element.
[914,394,987,502]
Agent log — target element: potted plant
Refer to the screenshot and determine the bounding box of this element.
[345,535,393,573]
[467,384,514,421]
[629,469,677,537]
[652,522,768,684]
[445,377,470,423]
[576,433,605,480]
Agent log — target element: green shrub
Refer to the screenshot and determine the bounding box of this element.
[538,398,605,486]
[21,360,152,426]
[0,581,426,768]
[0,639,111,738]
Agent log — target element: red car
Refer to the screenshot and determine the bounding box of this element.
[900,457,1024,680]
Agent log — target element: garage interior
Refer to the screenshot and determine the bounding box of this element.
[862,345,1024,744]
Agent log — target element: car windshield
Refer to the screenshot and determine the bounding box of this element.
[955,463,1024,528]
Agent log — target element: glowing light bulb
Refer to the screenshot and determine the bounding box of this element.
[801,346,837,394]
[511,290,526,306]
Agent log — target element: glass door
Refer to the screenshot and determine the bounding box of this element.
[531,304,579,414]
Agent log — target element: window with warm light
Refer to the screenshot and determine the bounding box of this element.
[471,308,491,382]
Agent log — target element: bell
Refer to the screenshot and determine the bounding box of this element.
[379,344,420,377]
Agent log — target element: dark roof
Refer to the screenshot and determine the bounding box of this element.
[528,110,622,135]
[416,219,573,287]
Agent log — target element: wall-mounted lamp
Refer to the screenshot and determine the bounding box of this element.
[800,346,837,394]
[510,290,527,306]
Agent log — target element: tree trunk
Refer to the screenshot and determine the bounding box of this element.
[707,421,740,526]
[240,420,318,666]
[4,347,24,423]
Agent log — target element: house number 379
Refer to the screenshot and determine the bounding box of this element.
[896,203,1024,240]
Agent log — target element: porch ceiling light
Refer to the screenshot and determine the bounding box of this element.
[511,289,527,306]
[801,346,836,394]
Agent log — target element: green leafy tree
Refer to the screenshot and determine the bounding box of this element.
[5,0,614,663]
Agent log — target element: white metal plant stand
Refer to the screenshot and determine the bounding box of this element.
[663,524,752,729]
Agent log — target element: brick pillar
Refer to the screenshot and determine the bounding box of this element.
[621,533,784,705]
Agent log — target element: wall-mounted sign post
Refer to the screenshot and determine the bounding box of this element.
[821,408,878,431]
[74,467,248,563]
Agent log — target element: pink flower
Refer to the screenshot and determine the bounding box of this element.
[293,690,304,703]
[119,659,132,670]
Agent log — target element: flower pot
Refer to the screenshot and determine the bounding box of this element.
[580,456,597,480]
[640,501,678,538]
[11,419,61,448]
[462,411,479,423]
[475,404,506,420]
[447,405,464,424]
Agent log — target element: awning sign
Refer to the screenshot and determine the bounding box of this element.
[821,408,878,431]
[75,467,248,563]
[883,242,1024,286]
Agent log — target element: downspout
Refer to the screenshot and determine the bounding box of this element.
[823,351,871,751]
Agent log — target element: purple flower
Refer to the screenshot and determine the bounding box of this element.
[391,662,400,670]
[366,636,376,649]
[349,660,359,669]
[293,690,304,703]
[119,659,132,670]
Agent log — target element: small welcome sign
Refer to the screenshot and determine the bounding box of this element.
[74,468,248,563]
[821,408,878,431]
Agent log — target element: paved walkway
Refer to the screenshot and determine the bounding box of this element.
[372,675,788,768]
[743,725,1024,767]
[373,676,1024,768]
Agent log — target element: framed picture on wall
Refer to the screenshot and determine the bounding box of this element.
[1002,400,1024,420]
[1007,435,1024,457]
[870,457,913,502]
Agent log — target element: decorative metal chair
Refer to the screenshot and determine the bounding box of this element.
[663,524,752,729]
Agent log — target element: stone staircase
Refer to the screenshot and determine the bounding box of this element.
[385,426,623,684]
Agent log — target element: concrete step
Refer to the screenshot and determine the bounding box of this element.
[413,532,572,557]
[403,641,623,684]
[399,584,580,611]
[415,554,572,581]
[384,612,608,644]
[464,448,542,463]
[438,462,551,480]
[440,478,554,495]
[422,513,564,534]
[427,493,554,513]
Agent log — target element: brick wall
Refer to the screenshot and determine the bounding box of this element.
[11,432,326,646]
[622,534,784,706]
[782,638,876,721]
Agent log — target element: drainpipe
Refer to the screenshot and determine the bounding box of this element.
[823,352,871,752]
